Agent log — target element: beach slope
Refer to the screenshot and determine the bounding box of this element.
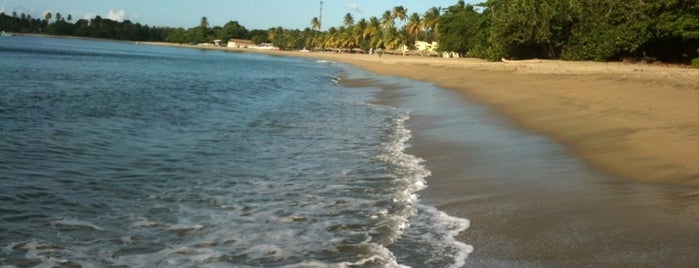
[301,53,699,186]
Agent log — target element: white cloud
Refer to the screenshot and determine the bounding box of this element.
[348,3,362,13]
[106,9,126,21]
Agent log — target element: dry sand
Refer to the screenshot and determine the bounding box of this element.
[291,52,699,187]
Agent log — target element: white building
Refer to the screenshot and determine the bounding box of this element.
[415,41,438,52]
[253,43,279,50]
[227,39,255,48]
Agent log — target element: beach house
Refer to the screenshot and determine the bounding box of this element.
[253,43,279,50]
[414,41,439,56]
[227,38,255,48]
[415,41,438,52]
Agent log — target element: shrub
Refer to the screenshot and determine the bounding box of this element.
[692,57,699,69]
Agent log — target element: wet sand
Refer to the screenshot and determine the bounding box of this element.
[299,53,699,187]
[296,54,699,265]
[340,73,699,267]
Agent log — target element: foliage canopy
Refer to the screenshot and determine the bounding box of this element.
[2,0,697,64]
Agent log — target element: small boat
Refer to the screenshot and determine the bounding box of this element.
[0,31,13,37]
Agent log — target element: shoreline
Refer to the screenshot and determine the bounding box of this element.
[286,51,699,187]
[13,36,699,265]
[173,42,699,186]
[91,38,699,186]
[339,69,699,266]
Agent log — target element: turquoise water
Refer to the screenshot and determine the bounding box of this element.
[0,36,470,267]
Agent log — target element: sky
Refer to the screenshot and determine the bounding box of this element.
[0,0,482,30]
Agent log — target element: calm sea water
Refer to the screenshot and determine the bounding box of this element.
[0,36,471,267]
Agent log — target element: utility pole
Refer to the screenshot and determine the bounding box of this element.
[319,1,324,31]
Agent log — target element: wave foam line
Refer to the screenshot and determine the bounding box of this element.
[380,112,473,267]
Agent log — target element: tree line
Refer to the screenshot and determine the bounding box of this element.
[295,0,697,64]
[2,0,697,65]
[439,0,699,64]
[0,11,168,41]
[0,12,255,43]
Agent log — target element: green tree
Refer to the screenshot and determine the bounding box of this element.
[406,12,422,42]
[561,0,649,61]
[364,17,382,49]
[438,2,481,56]
[310,17,321,31]
[646,0,699,63]
[422,7,441,41]
[200,16,209,30]
[165,27,187,43]
[44,12,52,22]
[380,10,394,31]
[217,20,248,41]
[560,0,699,63]
[485,0,577,60]
[382,27,406,50]
[343,13,354,28]
[392,6,407,25]
[354,18,370,50]
[246,29,268,44]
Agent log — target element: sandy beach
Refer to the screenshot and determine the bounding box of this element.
[307,52,699,266]
[295,52,699,187]
[143,43,699,266]
[269,49,699,266]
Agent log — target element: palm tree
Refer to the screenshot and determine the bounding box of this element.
[339,28,353,50]
[355,18,368,33]
[364,17,380,40]
[343,13,354,28]
[422,7,441,41]
[44,12,52,22]
[353,19,368,50]
[310,17,321,31]
[325,27,339,50]
[392,6,408,25]
[200,16,209,30]
[380,10,394,31]
[67,14,73,22]
[406,12,423,42]
[382,28,405,51]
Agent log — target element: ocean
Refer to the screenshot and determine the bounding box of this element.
[0,36,471,267]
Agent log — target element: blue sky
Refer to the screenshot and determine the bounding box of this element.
[0,0,481,30]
